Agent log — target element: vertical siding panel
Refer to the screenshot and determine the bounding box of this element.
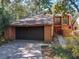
[44,25,53,43]
[10,27,15,40]
[4,26,15,40]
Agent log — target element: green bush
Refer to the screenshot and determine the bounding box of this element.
[64,34,79,58]
[0,36,7,45]
[52,46,75,59]
[72,46,79,57]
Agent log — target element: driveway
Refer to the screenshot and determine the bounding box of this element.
[0,40,43,59]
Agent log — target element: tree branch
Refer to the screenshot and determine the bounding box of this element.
[70,0,79,12]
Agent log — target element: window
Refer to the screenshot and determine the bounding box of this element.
[54,17,61,25]
[63,18,69,25]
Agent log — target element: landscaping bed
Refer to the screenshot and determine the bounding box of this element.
[0,36,9,46]
[41,44,79,59]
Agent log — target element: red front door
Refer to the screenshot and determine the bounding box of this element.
[54,25,62,34]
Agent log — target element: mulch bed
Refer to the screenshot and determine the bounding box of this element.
[41,46,55,59]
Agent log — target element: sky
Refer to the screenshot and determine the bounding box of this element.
[76,0,79,10]
[52,0,57,3]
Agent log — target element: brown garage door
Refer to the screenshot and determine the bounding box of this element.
[16,26,44,40]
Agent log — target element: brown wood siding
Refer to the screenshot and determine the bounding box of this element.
[44,25,53,42]
[4,26,15,40]
[5,25,53,42]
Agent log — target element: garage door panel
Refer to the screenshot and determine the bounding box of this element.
[16,27,44,40]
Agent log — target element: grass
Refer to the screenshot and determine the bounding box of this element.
[64,36,79,45]
[51,35,79,59]
[41,44,79,59]
[52,46,75,59]
[41,45,77,59]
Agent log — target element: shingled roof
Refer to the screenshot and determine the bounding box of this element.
[10,15,53,26]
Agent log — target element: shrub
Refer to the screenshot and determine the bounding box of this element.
[51,46,75,59]
[0,36,7,45]
[72,46,79,58]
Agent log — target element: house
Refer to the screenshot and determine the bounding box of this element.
[53,14,73,37]
[72,17,79,36]
[4,14,73,43]
[4,15,53,42]
[73,17,79,30]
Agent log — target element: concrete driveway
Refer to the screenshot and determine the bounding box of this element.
[0,40,43,59]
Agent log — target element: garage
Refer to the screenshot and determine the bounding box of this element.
[16,26,44,41]
[4,15,53,42]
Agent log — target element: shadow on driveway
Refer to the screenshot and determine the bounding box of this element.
[0,40,43,59]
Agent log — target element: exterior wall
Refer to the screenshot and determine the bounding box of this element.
[77,25,79,29]
[62,25,73,37]
[62,15,72,37]
[5,25,53,42]
[73,21,79,30]
[44,25,53,42]
[4,26,15,40]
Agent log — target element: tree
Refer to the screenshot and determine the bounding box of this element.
[24,0,53,15]
[10,3,28,19]
[69,0,79,12]
[0,0,12,36]
[38,0,53,13]
[53,0,76,16]
[37,0,53,14]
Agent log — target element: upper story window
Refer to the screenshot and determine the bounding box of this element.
[63,18,69,24]
[54,17,61,25]
[63,17,69,25]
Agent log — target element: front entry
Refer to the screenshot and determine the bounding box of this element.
[16,26,44,41]
[54,16,63,35]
